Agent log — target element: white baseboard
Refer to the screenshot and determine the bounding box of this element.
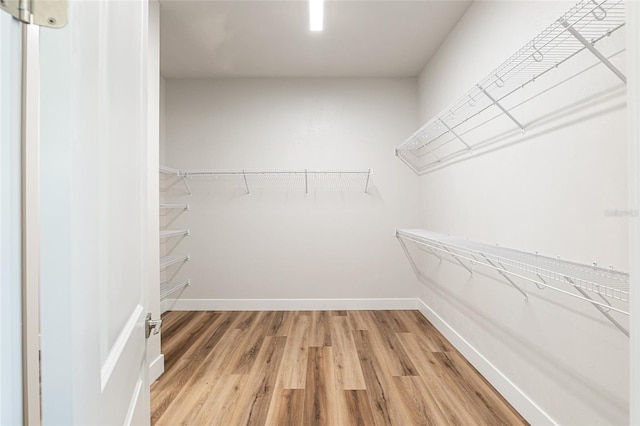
[148,354,164,383]
[416,299,556,426]
[162,298,418,311]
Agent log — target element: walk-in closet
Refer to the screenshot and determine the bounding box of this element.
[4,0,638,424]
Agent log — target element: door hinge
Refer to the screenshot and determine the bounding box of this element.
[0,0,67,28]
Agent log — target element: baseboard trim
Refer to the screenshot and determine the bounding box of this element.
[162,298,419,311]
[416,299,556,425]
[149,354,164,383]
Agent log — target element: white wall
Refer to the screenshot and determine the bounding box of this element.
[415,1,629,424]
[162,78,420,307]
[0,12,23,426]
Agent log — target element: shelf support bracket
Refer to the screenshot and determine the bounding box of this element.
[564,277,628,337]
[305,169,308,195]
[397,236,428,281]
[417,244,443,262]
[181,176,192,196]
[478,85,525,132]
[441,245,473,275]
[481,254,528,301]
[438,118,472,151]
[560,20,626,84]
[364,169,371,193]
[242,170,250,195]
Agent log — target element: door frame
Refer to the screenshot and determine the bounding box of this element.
[21,21,41,426]
[628,2,640,424]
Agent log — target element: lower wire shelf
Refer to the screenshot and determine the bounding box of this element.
[396,228,630,336]
[160,279,191,300]
[160,254,190,270]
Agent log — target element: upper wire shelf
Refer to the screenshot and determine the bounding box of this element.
[396,0,626,174]
[396,229,629,336]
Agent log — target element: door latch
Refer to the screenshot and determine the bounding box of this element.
[145,313,162,338]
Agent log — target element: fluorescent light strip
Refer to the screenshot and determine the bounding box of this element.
[309,0,324,32]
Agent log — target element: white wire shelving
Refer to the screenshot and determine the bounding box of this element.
[395,0,626,174]
[160,203,190,211]
[159,254,190,270]
[396,229,629,336]
[160,165,192,195]
[160,279,191,300]
[159,229,190,240]
[173,168,373,194]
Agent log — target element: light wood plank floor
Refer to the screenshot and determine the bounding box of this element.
[151,310,527,426]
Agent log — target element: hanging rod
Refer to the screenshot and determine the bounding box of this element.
[159,229,190,240]
[160,254,190,270]
[396,0,626,174]
[160,279,191,300]
[396,229,629,336]
[181,168,372,176]
[181,168,373,194]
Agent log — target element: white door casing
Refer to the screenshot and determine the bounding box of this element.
[40,0,153,423]
[0,11,23,426]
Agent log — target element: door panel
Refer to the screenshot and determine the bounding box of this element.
[40,0,151,424]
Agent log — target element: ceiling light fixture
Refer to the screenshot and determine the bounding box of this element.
[309,0,324,31]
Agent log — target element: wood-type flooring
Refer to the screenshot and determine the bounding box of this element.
[151,310,527,426]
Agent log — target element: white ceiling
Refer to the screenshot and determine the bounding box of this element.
[160,0,472,79]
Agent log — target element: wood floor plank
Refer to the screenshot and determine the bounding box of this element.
[330,310,348,316]
[337,390,377,426]
[393,376,450,426]
[303,346,338,426]
[228,336,288,426]
[359,311,418,377]
[396,331,486,426]
[153,327,243,425]
[352,329,404,426]
[395,310,454,352]
[277,314,310,389]
[309,311,332,347]
[434,351,524,425]
[150,312,237,423]
[330,316,366,390]
[267,311,292,336]
[229,311,275,374]
[264,389,305,426]
[348,310,370,330]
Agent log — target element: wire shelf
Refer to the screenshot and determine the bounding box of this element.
[160,279,191,300]
[159,229,190,240]
[396,0,626,174]
[160,254,190,270]
[160,203,190,211]
[396,229,629,333]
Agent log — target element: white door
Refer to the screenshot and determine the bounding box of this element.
[39,0,155,423]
